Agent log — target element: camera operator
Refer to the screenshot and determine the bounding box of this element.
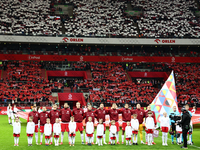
[177,107,191,149]
[169,106,180,144]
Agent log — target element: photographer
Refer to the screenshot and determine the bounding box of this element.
[169,106,180,144]
[177,107,191,149]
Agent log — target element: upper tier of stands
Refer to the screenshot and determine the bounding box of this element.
[132,0,200,38]
[64,0,138,37]
[0,0,199,37]
[0,0,62,36]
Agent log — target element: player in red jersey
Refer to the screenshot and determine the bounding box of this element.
[72,102,85,144]
[28,106,39,145]
[84,104,95,144]
[134,104,145,144]
[94,103,108,144]
[107,103,121,144]
[49,104,60,145]
[39,106,49,145]
[121,103,135,144]
[145,105,157,145]
[60,103,71,145]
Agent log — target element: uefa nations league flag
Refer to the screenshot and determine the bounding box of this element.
[150,71,178,126]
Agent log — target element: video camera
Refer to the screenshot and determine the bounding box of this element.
[169,113,181,122]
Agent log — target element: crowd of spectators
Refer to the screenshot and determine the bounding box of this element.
[63,0,138,37]
[0,0,62,36]
[169,63,200,107]
[71,62,200,107]
[0,61,199,108]
[0,0,200,38]
[41,61,91,70]
[0,61,63,106]
[1,44,200,57]
[132,0,200,38]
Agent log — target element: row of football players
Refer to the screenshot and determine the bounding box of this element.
[14,109,168,146]
[12,102,173,146]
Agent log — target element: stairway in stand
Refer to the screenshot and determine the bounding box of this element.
[41,69,46,79]
[86,70,92,80]
[2,70,7,80]
[125,70,131,81]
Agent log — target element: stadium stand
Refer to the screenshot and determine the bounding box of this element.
[64,0,138,37]
[0,0,62,35]
[132,0,200,38]
[0,61,63,106]
[0,61,199,107]
[0,0,200,37]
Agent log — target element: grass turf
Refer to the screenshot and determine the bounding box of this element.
[0,115,200,150]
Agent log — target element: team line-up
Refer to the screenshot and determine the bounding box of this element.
[9,102,194,146]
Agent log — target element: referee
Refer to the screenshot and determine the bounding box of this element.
[169,106,180,144]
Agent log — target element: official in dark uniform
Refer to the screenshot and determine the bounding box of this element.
[178,107,191,149]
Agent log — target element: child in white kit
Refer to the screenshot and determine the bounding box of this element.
[26,116,35,146]
[86,117,94,146]
[160,112,170,146]
[96,119,104,146]
[53,118,61,146]
[145,111,155,145]
[9,106,14,125]
[176,120,182,145]
[44,118,52,146]
[131,114,139,145]
[125,121,132,145]
[7,104,11,124]
[13,117,21,146]
[109,120,117,145]
[69,116,76,146]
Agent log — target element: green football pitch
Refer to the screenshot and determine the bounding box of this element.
[0,115,200,150]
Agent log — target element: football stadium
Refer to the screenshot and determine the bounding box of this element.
[0,0,200,149]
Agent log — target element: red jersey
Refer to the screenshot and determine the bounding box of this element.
[94,109,107,122]
[60,108,71,122]
[107,109,121,122]
[39,111,49,126]
[29,111,39,124]
[145,110,157,125]
[135,109,145,124]
[72,108,84,123]
[121,108,134,122]
[49,109,60,124]
[85,110,95,123]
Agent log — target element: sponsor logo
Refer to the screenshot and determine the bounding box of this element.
[28,55,40,60]
[80,56,83,61]
[62,37,69,42]
[144,72,147,77]
[65,71,68,76]
[154,39,175,44]
[154,39,161,44]
[171,57,175,62]
[122,57,133,61]
[0,110,7,115]
[62,37,83,43]
[68,94,72,100]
